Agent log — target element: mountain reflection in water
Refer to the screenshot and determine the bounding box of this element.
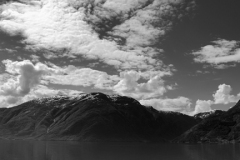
[0,140,239,160]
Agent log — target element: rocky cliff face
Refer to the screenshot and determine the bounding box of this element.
[0,92,198,142]
[176,100,240,143]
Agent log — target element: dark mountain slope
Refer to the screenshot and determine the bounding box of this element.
[176,100,240,143]
[0,93,198,142]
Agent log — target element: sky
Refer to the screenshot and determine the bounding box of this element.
[0,0,240,115]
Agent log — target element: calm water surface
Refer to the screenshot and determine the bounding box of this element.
[0,140,239,160]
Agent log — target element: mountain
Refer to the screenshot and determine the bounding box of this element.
[0,92,198,142]
[194,110,225,120]
[176,100,240,143]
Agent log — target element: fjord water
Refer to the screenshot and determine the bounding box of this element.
[0,140,239,160]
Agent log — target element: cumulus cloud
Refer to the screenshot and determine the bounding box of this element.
[213,84,240,104]
[139,83,240,115]
[192,100,213,115]
[113,70,172,99]
[1,59,239,116]
[0,59,122,93]
[0,60,174,104]
[0,84,83,108]
[0,0,195,72]
[0,59,176,108]
[0,59,172,107]
[140,96,192,112]
[140,97,213,115]
[44,66,173,98]
[0,59,83,108]
[140,98,214,115]
[0,59,55,96]
[189,84,240,115]
[192,39,240,68]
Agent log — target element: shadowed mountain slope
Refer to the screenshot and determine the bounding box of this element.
[0,93,198,142]
[176,100,240,143]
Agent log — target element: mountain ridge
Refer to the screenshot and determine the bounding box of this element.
[176,100,240,143]
[3,92,239,143]
[0,92,198,142]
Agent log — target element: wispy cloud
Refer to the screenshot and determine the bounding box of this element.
[192,39,240,69]
[44,65,120,90]
[140,96,192,112]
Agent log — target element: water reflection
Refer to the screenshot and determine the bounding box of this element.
[0,140,239,160]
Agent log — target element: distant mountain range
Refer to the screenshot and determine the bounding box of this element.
[0,92,239,143]
[176,101,240,143]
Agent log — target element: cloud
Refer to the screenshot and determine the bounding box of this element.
[0,84,83,108]
[0,0,197,106]
[192,100,213,115]
[0,59,175,108]
[0,59,122,92]
[139,82,240,115]
[2,60,239,116]
[0,0,195,72]
[140,96,192,112]
[29,85,83,98]
[113,70,172,99]
[140,97,213,115]
[0,60,173,103]
[192,39,240,68]
[213,84,240,104]
[0,60,83,108]
[29,54,40,62]
[0,73,11,85]
[44,65,120,90]
[190,84,240,115]
[0,59,54,96]
[140,98,213,115]
[191,84,240,115]
[0,0,198,108]
[44,66,173,98]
